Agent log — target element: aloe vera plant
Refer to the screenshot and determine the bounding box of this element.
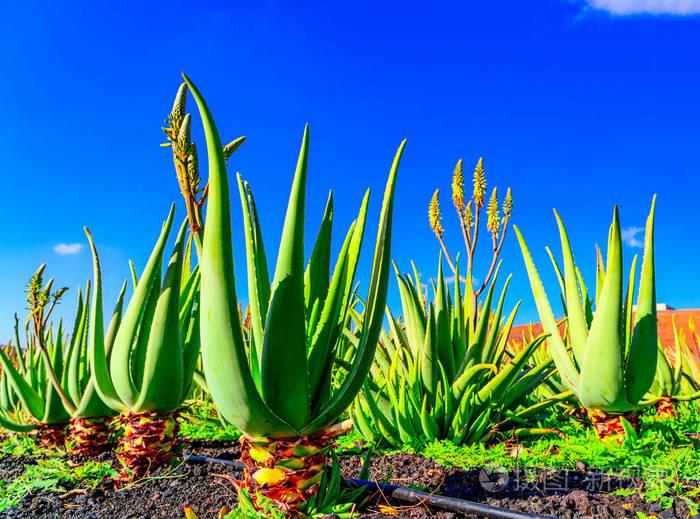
[353,257,568,448]
[508,324,579,409]
[514,197,658,438]
[0,344,21,421]
[183,73,404,514]
[644,318,700,416]
[27,279,127,456]
[88,208,201,479]
[0,268,70,446]
[675,317,700,392]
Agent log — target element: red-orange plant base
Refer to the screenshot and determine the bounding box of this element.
[115,411,178,482]
[66,416,113,457]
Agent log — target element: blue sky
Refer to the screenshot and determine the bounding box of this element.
[2,0,699,340]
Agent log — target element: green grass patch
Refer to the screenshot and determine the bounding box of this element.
[0,433,61,459]
[0,457,116,512]
[178,400,241,441]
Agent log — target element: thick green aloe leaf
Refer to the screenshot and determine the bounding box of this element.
[129,261,139,289]
[135,220,187,412]
[110,206,175,408]
[341,192,370,313]
[302,140,405,435]
[624,255,638,356]
[307,220,357,404]
[452,259,467,368]
[184,74,288,437]
[179,265,200,326]
[465,265,500,368]
[650,345,673,395]
[482,273,511,364]
[625,195,658,404]
[395,265,426,356]
[514,225,580,392]
[434,256,454,380]
[553,210,588,365]
[578,207,627,411]
[0,410,36,432]
[72,279,120,417]
[130,263,162,392]
[62,290,84,391]
[105,281,127,357]
[41,332,70,424]
[305,192,333,315]
[260,125,311,429]
[67,282,90,407]
[180,298,201,402]
[85,228,127,413]
[476,335,547,404]
[420,305,439,400]
[236,175,271,386]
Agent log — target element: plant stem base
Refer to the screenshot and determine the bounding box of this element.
[66,417,112,457]
[115,410,178,482]
[237,421,352,514]
[586,409,639,441]
[655,397,676,418]
[29,424,66,449]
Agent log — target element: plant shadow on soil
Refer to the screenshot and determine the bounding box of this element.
[0,438,697,519]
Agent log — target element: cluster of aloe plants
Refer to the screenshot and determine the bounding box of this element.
[2,72,698,519]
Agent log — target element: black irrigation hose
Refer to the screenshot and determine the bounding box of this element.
[183,454,555,519]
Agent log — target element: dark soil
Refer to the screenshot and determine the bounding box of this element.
[1,441,697,518]
[0,440,242,519]
[340,452,698,518]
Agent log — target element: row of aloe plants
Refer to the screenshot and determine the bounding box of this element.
[1,74,699,517]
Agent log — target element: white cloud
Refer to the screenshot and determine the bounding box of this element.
[621,226,644,248]
[583,0,700,15]
[53,243,83,255]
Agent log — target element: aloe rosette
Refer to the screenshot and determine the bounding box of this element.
[514,197,658,438]
[0,268,70,446]
[643,318,700,416]
[88,207,201,479]
[352,256,568,448]
[182,73,404,514]
[44,279,126,456]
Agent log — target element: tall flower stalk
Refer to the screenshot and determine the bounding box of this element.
[162,83,245,259]
[429,158,513,320]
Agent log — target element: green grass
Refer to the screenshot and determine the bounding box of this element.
[0,457,116,512]
[337,403,700,512]
[178,399,241,441]
[0,433,61,459]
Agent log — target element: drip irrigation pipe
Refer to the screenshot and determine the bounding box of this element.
[183,454,555,519]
